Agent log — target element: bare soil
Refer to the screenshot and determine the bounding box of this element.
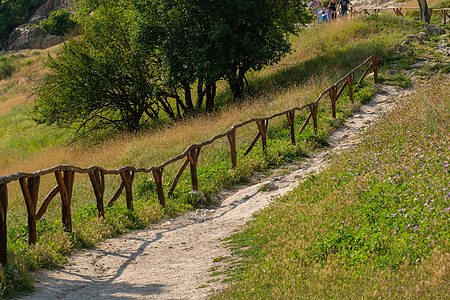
[20,84,408,300]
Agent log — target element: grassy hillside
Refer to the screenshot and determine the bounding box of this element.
[213,76,449,299]
[0,3,449,297]
[210,5,450,300]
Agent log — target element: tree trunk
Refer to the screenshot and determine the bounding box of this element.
[205,82,216,114]
[183,82,194,112]
[157,96,176,120]
[418,0,432,23]
[196,79,204,110]
[174,95,186,118]
[227,74,245,101]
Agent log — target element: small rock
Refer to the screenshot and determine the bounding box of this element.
[371,84,388,94]
[260,182,278,191]
[429,62,440,69]
[421,24,445,36]
[189,190,208,204]
[410,60,425,68]
[416,31,429,41]
[387,69,399,75]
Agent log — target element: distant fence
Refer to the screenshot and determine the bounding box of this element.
[0,55,379,265]
[350,6,450,25]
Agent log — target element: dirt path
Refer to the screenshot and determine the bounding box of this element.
[20,84,407,300]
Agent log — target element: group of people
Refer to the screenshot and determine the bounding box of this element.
[309,0,353,23]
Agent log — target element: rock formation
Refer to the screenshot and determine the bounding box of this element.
[7,0,75,51]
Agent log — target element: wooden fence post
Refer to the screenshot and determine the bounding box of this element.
[347,73,354,104]
[55,170,75,232]
[286,111,296,146]
[120,170,135,211]
[299,112,312,135]
[0,183,8,266]
[372,56,378,84]
[19,176,40,245]
[256,119,268,152]
[329,85,338,119]
[168,159,189,197]
[227,130,237,169]
[310,103,318,134]
[188,148,201,191]
[89,170,105,218]
[152,168,165,207]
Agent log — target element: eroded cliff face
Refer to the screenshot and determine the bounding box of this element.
[7,0,75,51]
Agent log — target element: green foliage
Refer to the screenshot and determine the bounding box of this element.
[135,175,157,199]
[34,0,314,138]
[33,0,164,139]
[40,9,77,40]
[0,56,15,79]
[136,0,313,109]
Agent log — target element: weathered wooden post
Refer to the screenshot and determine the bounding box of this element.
[227,130,237,169]
[19,176,40,245]
[256,119,268,152]
[372,56,378,84]
[347,73,354,104]
[299,111,312,135]
[120,170,134,211]
[152,168,166,207]
[0,183,8,266]
[310,103,319,134]
[168,159,189,197]
[286,111,296,146]
[188,148,201,191]
[329,85,338,119]
[55,170,75,232]
[89,169,105,218]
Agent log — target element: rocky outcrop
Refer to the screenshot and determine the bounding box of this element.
[7,0,75,51]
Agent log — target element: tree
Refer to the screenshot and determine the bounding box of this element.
[35,0,313,138]
[417,0,432,24]
[34,0,169,138]
[40,9,77,44]
[136,0,312,113]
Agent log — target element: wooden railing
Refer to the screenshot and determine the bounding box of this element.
[0,55,379,266]
[350,6,450,25]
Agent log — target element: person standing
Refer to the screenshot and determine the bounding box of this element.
[338,0,353,16]
[328,0,337,19]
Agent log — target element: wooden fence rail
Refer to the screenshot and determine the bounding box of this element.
[350,6,450,25]
[0,55,379,266]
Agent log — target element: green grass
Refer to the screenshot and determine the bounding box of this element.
[0,13,443,298]
[212,77,450,299]
[0,105,69,168]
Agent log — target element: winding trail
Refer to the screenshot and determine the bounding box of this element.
[21,84,407,300]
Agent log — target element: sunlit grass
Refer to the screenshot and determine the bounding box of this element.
[0,12,441,298]
[213,76,450,299]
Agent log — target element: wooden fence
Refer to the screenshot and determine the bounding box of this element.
[0,55,379,266]
[350,6,450,25]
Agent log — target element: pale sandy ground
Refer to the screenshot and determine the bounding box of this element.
[19,83,408,300]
